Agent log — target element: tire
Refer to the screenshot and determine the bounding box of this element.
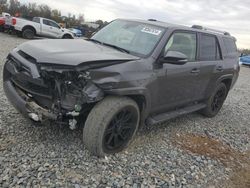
[22,28,35,39]
[83,96,140,157]
[200,82,228,118]
[0,26,3,32]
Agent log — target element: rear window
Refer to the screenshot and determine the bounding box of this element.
[32,17,40,23]
[223,38,237,54]
[200,34,221,61]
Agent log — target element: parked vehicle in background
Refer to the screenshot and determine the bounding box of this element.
[68,28,83,37]
[11,17,74,39]
[0,17,4,32]
[1,12,10,17]
[240,54,250,66]
[4,16,16,33]
[3,19,240,157]
[0,12,13,32]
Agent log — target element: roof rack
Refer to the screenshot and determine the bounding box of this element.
[148,19,157,21]
[191,25,230,36]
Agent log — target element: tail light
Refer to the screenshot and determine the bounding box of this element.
[12,18,16,25]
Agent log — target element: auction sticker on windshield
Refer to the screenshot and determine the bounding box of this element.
[141,27,162,35]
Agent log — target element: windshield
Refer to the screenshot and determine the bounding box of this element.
[91,20,165,57]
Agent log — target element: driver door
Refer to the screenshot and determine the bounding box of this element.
[151,31,202,114]
[42,19,61,38]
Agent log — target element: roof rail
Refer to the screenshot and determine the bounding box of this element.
[191,25,230,36]
[148,19,157,21]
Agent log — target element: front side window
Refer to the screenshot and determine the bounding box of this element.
[92,20,165,57]
[43,19,50,26]
[200,34,221,61]
[49,21,60,28]
[164,32,197,61]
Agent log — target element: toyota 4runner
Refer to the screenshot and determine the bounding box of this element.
[3,19,240,156]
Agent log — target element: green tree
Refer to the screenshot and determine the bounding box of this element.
[8,0,20,15]
[0,0,8,13]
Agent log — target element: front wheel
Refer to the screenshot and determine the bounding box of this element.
[83,96,140,157]
[200,82,228,118]
[62,34,73,39]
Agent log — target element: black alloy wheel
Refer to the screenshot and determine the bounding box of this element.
[211,87,227,112]
[103,107,138,153]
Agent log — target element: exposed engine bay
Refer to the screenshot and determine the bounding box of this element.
[4,58,106,130]
[32,71,104,128]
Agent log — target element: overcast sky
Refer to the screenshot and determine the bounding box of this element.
[21,0,250,48]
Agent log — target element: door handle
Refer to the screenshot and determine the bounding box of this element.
[216,66,224,72]
[190,68,200,74]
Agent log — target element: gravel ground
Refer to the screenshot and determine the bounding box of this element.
[0,32,249,188]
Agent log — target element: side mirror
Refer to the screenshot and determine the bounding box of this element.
[161,51,188,65]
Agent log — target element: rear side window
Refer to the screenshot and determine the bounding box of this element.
[200,34,221,61]
[223,38,237,54]
[33,17,40,23]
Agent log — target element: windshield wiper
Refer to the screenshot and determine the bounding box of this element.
[86,38,102,44]
[86,39,130,54]
[102,42,130,54]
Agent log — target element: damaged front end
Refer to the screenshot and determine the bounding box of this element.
[3,57,104,129]
[36,68,104,126]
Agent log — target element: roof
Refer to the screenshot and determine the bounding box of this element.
[118,18,235,39]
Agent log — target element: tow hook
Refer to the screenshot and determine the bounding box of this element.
[28,113,40,122]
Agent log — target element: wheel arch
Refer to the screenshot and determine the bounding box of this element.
[105,87,151,117]
[216,74,233,91]
[221,78,232,91]
[22,25,36,34]
[62,33,73,39]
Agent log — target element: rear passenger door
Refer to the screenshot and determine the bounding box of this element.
[197,33,223,100]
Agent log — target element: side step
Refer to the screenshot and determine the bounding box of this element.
[146,103,206,126]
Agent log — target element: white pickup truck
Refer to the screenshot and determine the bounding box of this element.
[12,17,74,39]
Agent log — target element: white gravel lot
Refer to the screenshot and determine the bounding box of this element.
[0,32,249,188]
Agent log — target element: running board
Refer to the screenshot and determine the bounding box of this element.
[146,103,206,126]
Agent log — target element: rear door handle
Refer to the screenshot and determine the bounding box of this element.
[216,66,224,72]
[190,68,200,74]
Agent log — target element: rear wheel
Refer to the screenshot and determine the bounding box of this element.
[22,28,35,39]
[83,96,140,157]
[200,83,228,117]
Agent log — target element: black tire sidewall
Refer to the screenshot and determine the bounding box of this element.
[83,96,140,157]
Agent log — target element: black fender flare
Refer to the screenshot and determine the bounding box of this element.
[104,87,152,121]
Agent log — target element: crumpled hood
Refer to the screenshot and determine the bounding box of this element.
[16,39,140,66]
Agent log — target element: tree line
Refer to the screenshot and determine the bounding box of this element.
[0,0,108,28]
[239,49,250,55]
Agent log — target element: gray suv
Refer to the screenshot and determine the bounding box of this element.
[3,19,239,156]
